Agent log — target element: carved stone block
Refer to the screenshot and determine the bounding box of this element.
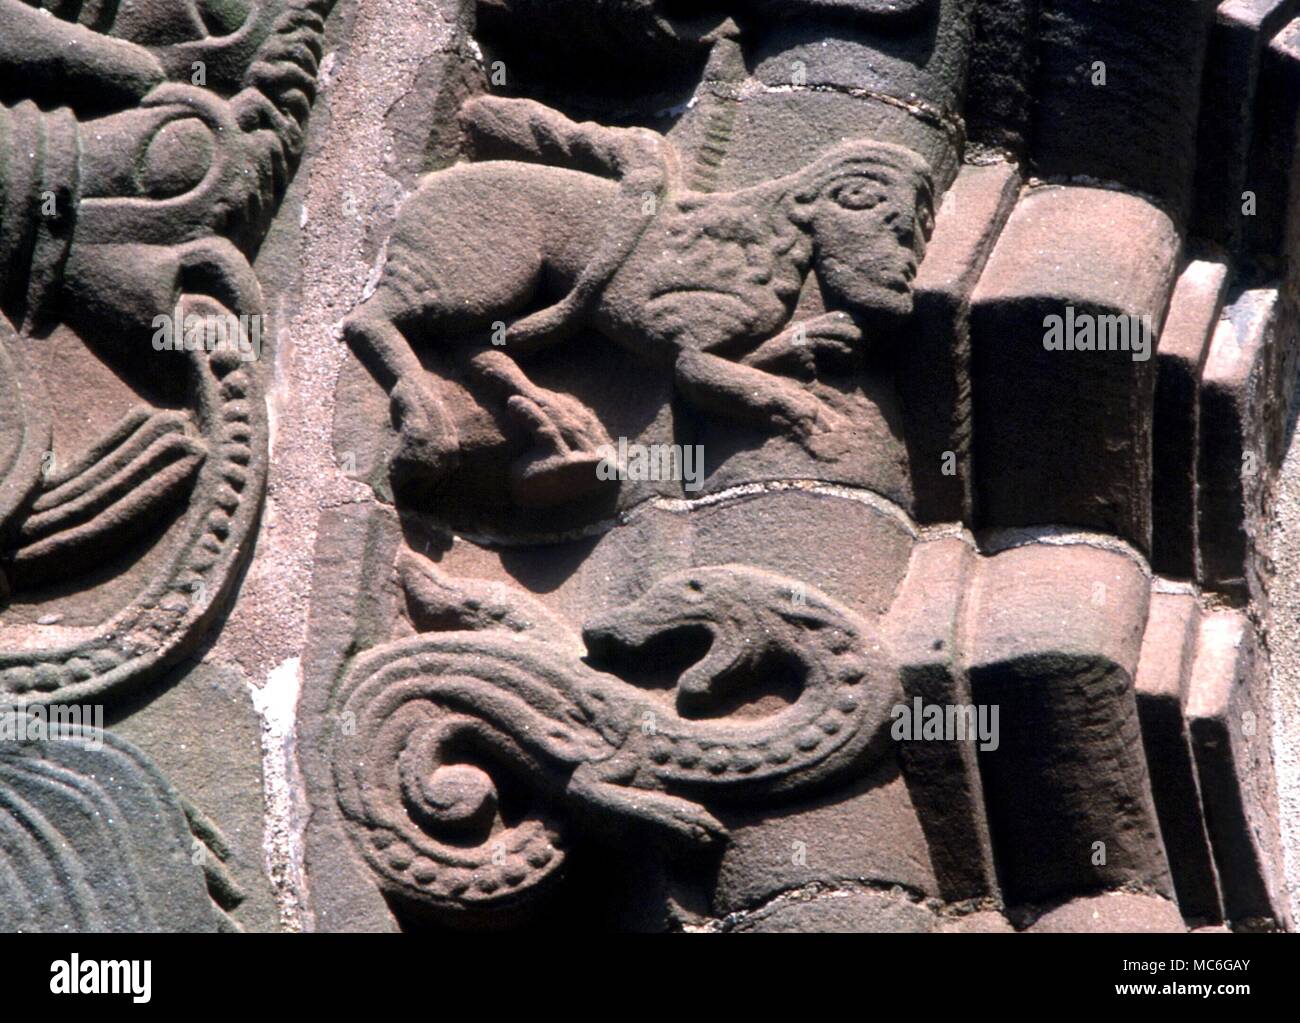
[5,0,1300,937]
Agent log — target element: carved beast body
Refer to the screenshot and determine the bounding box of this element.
[344,97,934,494]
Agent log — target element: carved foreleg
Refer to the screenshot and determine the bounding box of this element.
[566,761,727,852]
[740,311,868,378]
[675,347,849,451]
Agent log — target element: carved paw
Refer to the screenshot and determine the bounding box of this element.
[389,379,460,486]
[742,311,867,379]
[675,347,850,450]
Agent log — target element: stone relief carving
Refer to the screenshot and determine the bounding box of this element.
[298,0,1300,934]
[332,557,898,915]
[345,92,933,503]
[2,0,1300,937]
[0,0,329,697]
[0,713,241,931]
[0,0,333,929]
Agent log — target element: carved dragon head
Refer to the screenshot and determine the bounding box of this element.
[582,565,859,719]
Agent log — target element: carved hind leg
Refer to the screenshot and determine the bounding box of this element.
[343,300,460,487]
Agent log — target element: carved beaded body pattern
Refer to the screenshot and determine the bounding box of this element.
[330,564,899,913]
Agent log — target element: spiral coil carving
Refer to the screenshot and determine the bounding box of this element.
[331,562,900,917]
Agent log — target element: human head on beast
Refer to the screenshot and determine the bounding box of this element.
[476,0,965,315]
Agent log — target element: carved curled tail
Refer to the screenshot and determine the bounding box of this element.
[330,632,610,916]
[458,95,670,182]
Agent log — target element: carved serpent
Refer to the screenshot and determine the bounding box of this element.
[330,562,899,915]
[579,567,896,794]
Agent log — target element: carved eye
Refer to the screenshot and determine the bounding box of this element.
[828,179,885,211]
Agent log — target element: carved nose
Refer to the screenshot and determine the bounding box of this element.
[884,208,916,243]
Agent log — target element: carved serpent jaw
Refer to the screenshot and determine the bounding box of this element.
[580,566,899,796]
[582,572,763,717]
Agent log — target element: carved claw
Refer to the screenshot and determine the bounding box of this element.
[502,395,611,508]
[566,763,727,851]
[675,347,849,448]
[470,349,616,508]
[741,311,867,379]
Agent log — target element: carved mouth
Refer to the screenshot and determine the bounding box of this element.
[878,259,918,294]
[886,255,918,286]
[650,286,746,301]
[582,619,717,692]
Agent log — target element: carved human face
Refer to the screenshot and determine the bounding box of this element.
[796,145,935,325]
